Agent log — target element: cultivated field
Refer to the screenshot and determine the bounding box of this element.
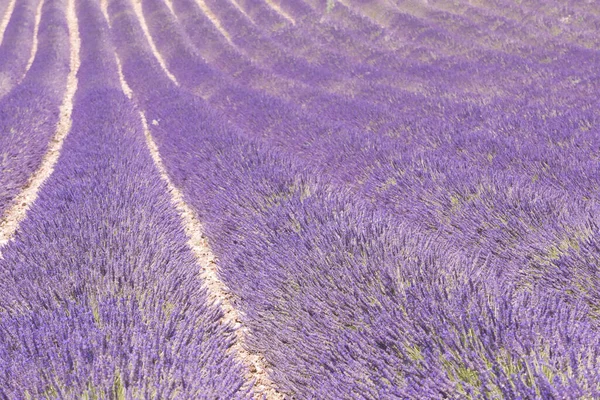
[0,0,599,398]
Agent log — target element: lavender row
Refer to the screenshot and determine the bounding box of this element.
[266,1,465,74]
[297,4,584,104]
[382,0,586,60]
[168,0,337,100]
[165,0,294,95]
[197,0,334,85]
[0,0,249,396]
[0,0,40,98]
[205,0,388,81]
[110,1,600,397]
[209,0,480,95]
[0,0,69,216]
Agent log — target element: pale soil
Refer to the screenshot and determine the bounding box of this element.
[23,0,44,75]
[130,0,179,83]
[191,0,235,45]
[264,0,296,25]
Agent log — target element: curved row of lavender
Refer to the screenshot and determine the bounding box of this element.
[108,0,600,398]
[0,0,68,215]
[0,0,249,397]
[0,0,598,398]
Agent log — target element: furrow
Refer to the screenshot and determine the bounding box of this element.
[163,0,176,15]
[22,0,45,77]
[193,0,235,45]
[229,0,252,21]
[263,0,296,24]
[129,0,179,84]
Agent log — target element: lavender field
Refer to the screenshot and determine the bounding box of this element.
[0,0,599,398]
